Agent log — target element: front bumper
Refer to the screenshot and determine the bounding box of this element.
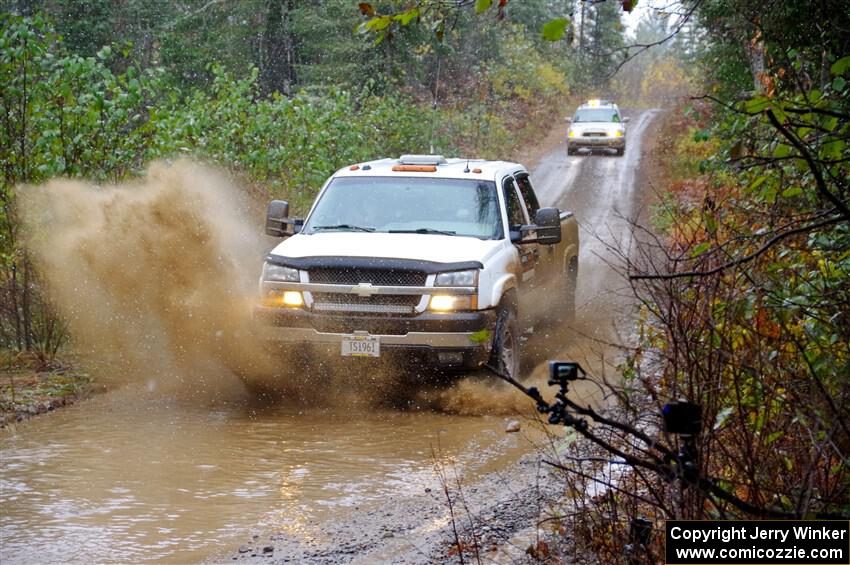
[568,136,625,148]
[253,306,497,368]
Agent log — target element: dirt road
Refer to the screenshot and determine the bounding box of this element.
[0,110,661,565]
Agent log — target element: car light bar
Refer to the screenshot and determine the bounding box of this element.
[392,165,437,172]
[398,154,447,165]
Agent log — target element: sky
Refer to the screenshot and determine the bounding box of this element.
[621,0,682,36]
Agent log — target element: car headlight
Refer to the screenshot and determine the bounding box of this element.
[263,290,304,308]
[262,262,300,282]
[614,130,624,137]
[435,269,478,287]
[429,295,475,312]
[568,130,576,138]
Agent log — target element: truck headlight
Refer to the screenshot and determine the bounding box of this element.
[263,290,304,308]
[614,130,624,137]
[568,130,576,138]
[281,291,304,306]
[435,269,478,287]
[429,295,475,312]
[262,262,299,282]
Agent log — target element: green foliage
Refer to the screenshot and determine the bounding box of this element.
[474,0,492,15]
[146,66,440,208]
[638,43,850,523]
[357,0,580,48]
[610,0,850,527]
[488,25,569,103]
[831,56,850,76]
[541,18,569,42]
[579,0,625,87]
[0,13,450,200]
[0,13,156,185]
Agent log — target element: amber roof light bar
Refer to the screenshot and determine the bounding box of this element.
[392,164,437,172]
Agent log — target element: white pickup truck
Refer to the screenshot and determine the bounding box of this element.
[253,155,579,380]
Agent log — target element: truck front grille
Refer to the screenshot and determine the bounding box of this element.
[307,268,427,287]
[582,132,606,137]
[313,303,414,315]
[310,292,420,315]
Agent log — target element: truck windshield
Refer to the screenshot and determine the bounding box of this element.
[304,177,502,239]
[573,108,620,123]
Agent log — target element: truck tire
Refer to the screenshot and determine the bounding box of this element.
[489,299,521,381]
[567,145,576,156]
[615,146,625,156]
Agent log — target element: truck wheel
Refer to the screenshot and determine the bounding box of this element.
[489,302,520,381]
[616,146,625,156]
[567,146,576,156]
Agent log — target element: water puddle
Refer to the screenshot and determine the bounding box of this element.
[0,385,531,563]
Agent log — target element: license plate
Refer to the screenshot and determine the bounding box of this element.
[341,336,380,357]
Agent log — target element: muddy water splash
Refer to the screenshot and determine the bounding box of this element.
[16,157,616,416]
[16,160,510,407]
[18,159,275,394]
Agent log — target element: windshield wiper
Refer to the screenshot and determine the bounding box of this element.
[389,228,456,236]
[313,224,375,232]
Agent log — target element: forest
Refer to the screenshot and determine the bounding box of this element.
[1,0,848,563]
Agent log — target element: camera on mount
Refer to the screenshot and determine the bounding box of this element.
[548,361,585,386]
[661,401,702,436]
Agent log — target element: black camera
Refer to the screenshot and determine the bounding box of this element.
[662,401,702,436]
[548,361,584,385]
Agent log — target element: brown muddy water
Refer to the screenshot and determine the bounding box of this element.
[0,384,534,564]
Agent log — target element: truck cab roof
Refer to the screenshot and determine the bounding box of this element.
[332,155,525,182]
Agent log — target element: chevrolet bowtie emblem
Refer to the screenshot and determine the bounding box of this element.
[352,283,378,297]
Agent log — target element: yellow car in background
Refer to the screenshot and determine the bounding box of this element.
[566,99,629,156]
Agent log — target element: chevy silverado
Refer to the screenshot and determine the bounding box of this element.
[253,154,579,381]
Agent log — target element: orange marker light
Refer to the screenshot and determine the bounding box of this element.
[349,165,360,170]
[392,165,437,172]
[472,168,482,174]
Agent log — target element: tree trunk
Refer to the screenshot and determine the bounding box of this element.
[745,32,766,93]
[22,258,32,351]
[260,0,297,96]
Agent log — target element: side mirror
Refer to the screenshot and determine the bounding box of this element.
[622,116,631,123]
[265,200,302,237]
[534,207,562,245]
[564,117,572,123]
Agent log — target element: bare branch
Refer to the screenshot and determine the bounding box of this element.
[605,0,703,78]
[766,109,850,221]
[629,214,845,280]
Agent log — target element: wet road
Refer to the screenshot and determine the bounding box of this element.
[529,109,661,368]
[0,109,660,564]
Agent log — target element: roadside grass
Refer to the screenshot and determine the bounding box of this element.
[0,351,93,428]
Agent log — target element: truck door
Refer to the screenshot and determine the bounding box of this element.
[503,176,536,284]
[515,172,549,282]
